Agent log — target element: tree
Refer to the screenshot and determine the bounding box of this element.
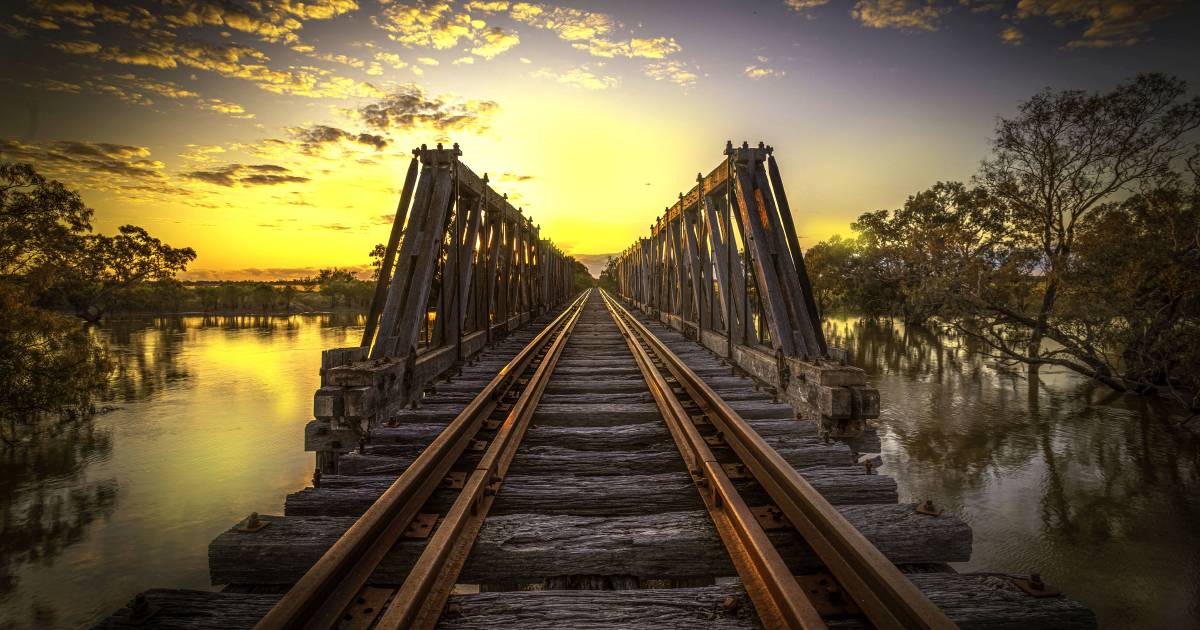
[0,283,109,445]
[598,256,618,292]
[804,235,860,314]
[570,259,593,292]
[1059,164,1200,409]
[250,283,277,312]
[58,225,196,322]
[0,162,92,280]
[195,285,221,312]
[970,74,1200,378]
[280,285,298,312]
[369,243,387,280]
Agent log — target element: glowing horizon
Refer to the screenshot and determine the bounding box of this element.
[1,0,1196,280]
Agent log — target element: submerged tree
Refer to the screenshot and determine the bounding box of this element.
[0,161,195,440]
[806,75,1200,409]
[968,73,1200,379]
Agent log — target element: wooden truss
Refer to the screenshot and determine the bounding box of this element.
[309,144,575,472]
[614,142,879,435]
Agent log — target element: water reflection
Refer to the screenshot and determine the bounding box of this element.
[826,315,1200,629]
[0,314,362,629]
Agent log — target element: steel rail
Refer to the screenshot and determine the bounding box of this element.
[601,290,957,630]
[256,290,590,630]
[600,289,824,629]
[373,288,588,628]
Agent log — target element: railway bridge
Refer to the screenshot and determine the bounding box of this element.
[99,143,1095,629]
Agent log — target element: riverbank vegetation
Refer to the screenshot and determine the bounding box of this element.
[0,162,197,443]
[807,74,1200,413]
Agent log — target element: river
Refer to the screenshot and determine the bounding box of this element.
[0,314,1196,628]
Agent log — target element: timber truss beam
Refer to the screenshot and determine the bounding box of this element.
[308,143,576,473]
[613,141,879,437]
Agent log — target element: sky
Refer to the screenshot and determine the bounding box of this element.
[0,0,1197,279]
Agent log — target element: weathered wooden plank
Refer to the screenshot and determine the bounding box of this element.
[339,442,851,476]
[286,469,896,516]
[364,420,818,454]
[94,570,1096,630]
[208,506,971,585]
[442,585,758,629]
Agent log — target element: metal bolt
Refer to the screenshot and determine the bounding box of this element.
[1030,573,1044,590]
[722,595,740,613]
[922,500,935,512]
[247,512,260,527]
[444,602,464,618]
[131,593,149,615]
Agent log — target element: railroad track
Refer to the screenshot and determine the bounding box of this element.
[100,289,1095,629]
[255,287,950,629]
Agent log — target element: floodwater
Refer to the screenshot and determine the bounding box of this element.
[0,314,362,629]
[824,316,1200,629]
[0,314,1196,628]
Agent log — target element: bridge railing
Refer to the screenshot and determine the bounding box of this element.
[613,142,878,437]
[308,144,575,473]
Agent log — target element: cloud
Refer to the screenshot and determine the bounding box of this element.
[291,124,389,153]
[165,0,359,44]
[0,138,165,180]
[466,1,512,12]
[509,3,615,41]
[783,0,832,15]
[19,1,157,31]
[999,25,1023,45]
[24,0,358,44]
[453,56,475,64]
[197,98,255,118]
[111,73,198,99]
[570,252,615,277]
[744,56,785,79]
[50,39,101,54]
[471,26,520,58]
[643,60,698,88]
[357,85,499,133]
[31,71,255,119]
[179,144,227,162]
[184,163,309,186]
[851,0,948,31]
[373,1,479,49]
[46,28,382,100]
[498,172,534,182]
[532,65,618,90]
[571,36,680,59]
[507,3,679,60]
[373,2,520,60]
[1014,0,1183,48]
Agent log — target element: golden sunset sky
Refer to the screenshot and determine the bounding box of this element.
[1,0,1196,278]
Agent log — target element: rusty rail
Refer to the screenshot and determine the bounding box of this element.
[256,290,590,630]
[373,288,587,628]
[601,289,957,630]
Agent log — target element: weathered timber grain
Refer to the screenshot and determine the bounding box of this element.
[285,469,896,516]
[439,585,759,629]
[94,571,1095,630]
[364,420,817,453]
[337,442,852,476]
[208,506,971,585]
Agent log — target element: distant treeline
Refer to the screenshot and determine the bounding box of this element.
[43,270,379,317]
[804,74,1200,415]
